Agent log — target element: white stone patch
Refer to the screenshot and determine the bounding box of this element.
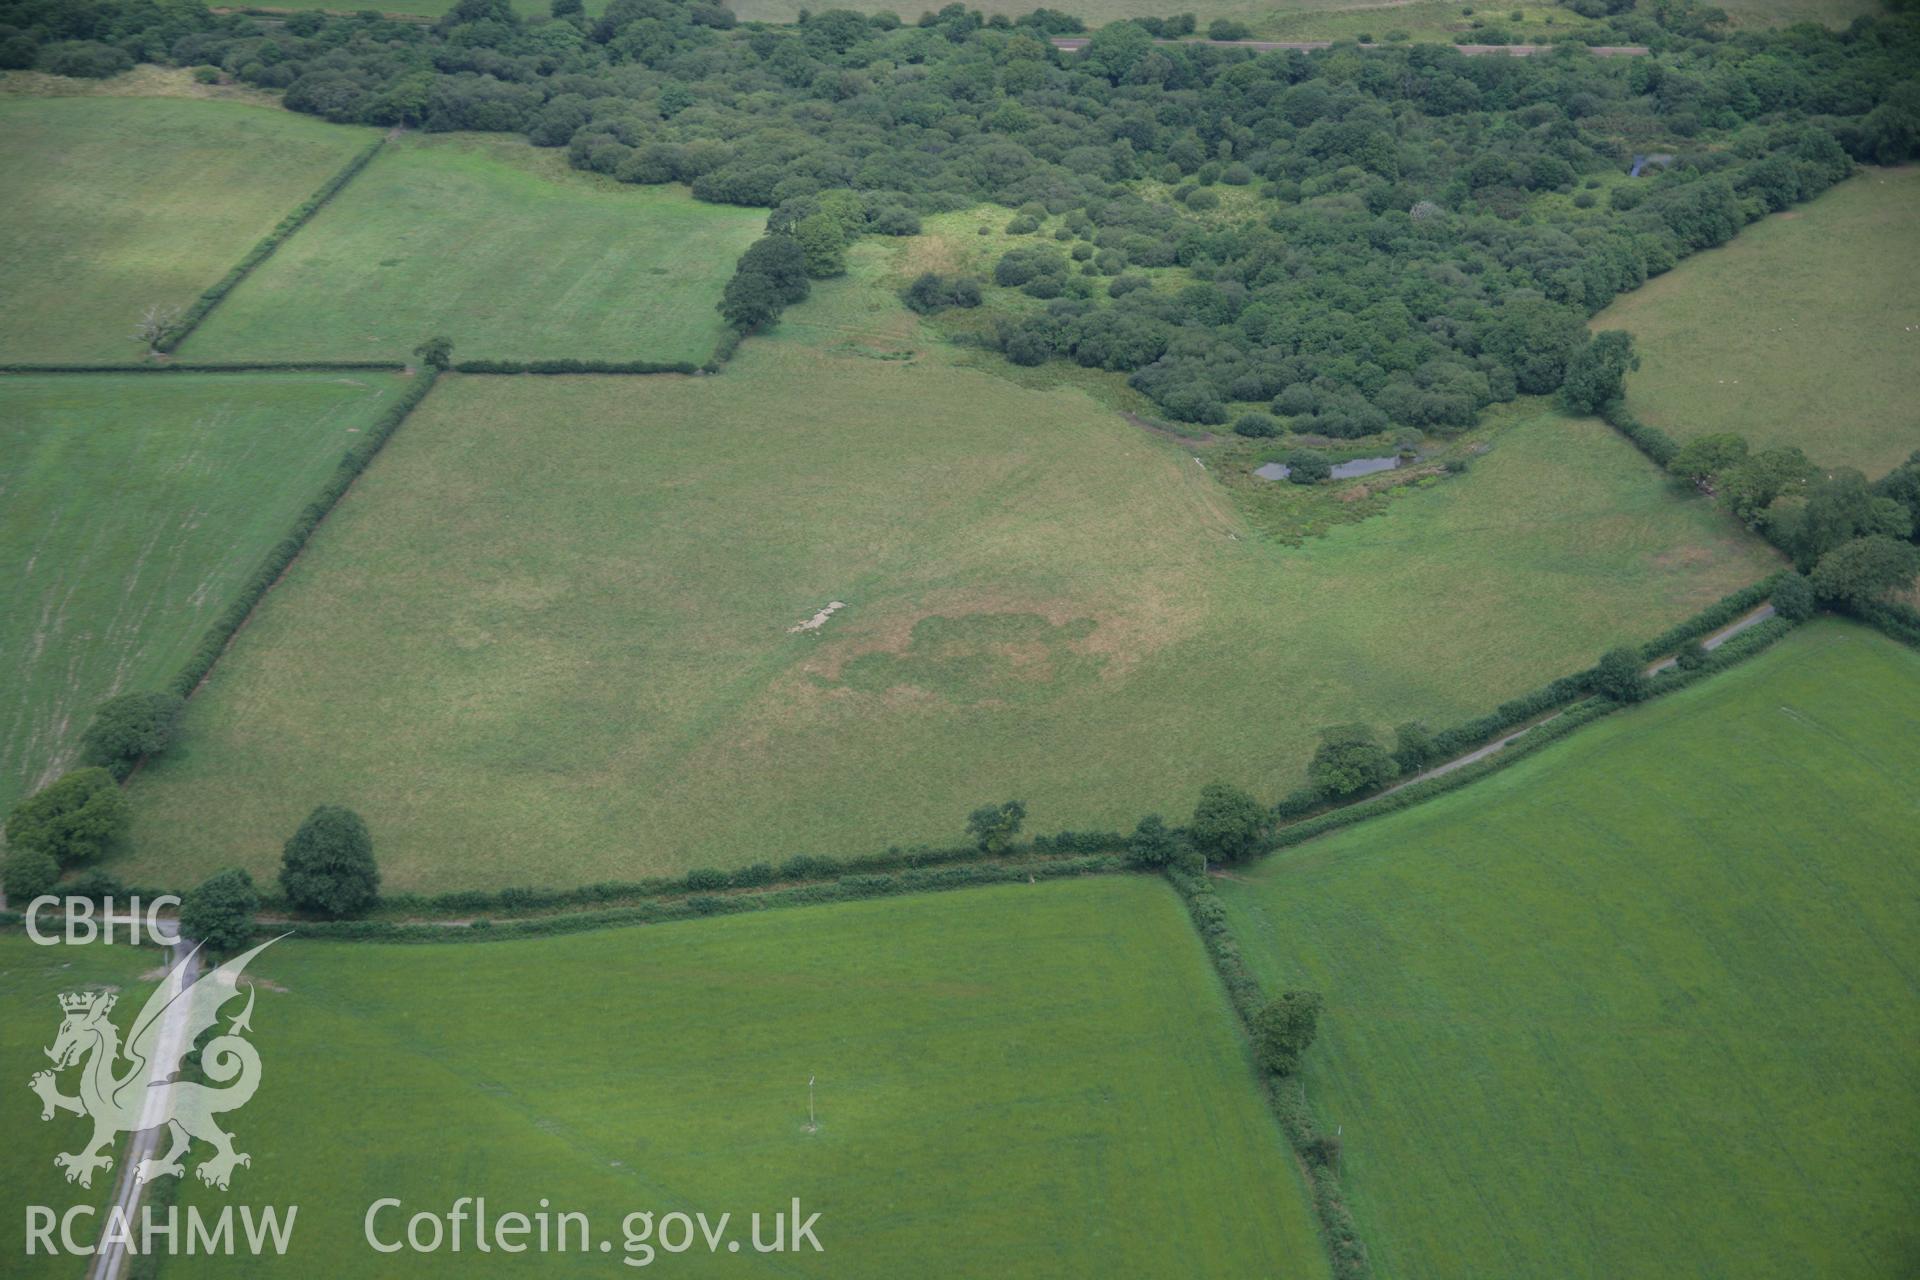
[788,601,847,633]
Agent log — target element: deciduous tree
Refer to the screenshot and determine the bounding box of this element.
[1558,331,1639,414]
[1308,724,1396,798]
[3,848,60,905]
[965,800,1027,853]
[1253,990,1324,1074]
[5,769,126,868]
[1810,535,1920,608]
[1590,645,1649,703]
[280,805,380,919]
[181,868,261,953]
[1190,783,1269,865]
[79,691,184,778]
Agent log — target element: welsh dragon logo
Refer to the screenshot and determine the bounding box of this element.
[30,938,281,1192]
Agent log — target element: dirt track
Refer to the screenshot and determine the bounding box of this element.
[1380,602,1780,796]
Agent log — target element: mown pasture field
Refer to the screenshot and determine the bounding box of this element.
[1595,167,1920,477]
[1215,620,1920,1280]
[0,935,159,1278]
[180,133,767,365]
[0,372,409,814]
[159,878,1330,1278]
[120,248,1777,891]
[0,97,374,362]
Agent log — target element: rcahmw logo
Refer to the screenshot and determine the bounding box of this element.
[23,937,299,1261]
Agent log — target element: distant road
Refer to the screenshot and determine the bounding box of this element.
[88,938,202,1280]
[1378,602,1781,798]
[1049,37,1651,55]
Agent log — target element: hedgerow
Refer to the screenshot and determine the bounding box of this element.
[1423,673,1592,760]
[152,138,387,354]
[1635,573,1785,660]
[249,855,1122,943]
[1166,864,1370,1279]
[704,327,746,371]
[1614,406,1919,588]
[1417,574,1787,763]
[164,365,440,699]
[1600,398,1682,467]
[1851,599,1920,649]
[1274,700,1621,848]
[0,361,404,373]
[1272,612,1800,850]
[452,358,698,375]
[270,831,1129,922]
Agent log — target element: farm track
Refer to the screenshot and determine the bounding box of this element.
[1379,602,1779,796]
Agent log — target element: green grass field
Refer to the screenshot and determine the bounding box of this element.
[1595,167,1920,477]
[0,371,409,813]
[158,878,1328,1277]
[120,244,1776,891]
[0,936,160,1277]
[1215,620,1920,1279]
[0,97,374,362]
[180,133,766,365]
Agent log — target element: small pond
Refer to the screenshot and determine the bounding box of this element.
[1254,455,1402,482]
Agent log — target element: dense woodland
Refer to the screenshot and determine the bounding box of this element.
[3,0,1918,432]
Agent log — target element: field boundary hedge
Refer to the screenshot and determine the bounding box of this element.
[1166,864,1371,1279]
[1851,599,1920,649]
[1408,576,1781,756]
[164,365,440,699]
[1269,611,1799,851]
[446,282,758,377]
[0,361,406,374]
[243,853,1124,943]
[79,831,1128,921]
[704,327,745,371]
[153,136,387,355]
[1599,397,1681,468]
[451,358,699,375]
[1268,574,1788,823]
[1634,574,1784,659]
